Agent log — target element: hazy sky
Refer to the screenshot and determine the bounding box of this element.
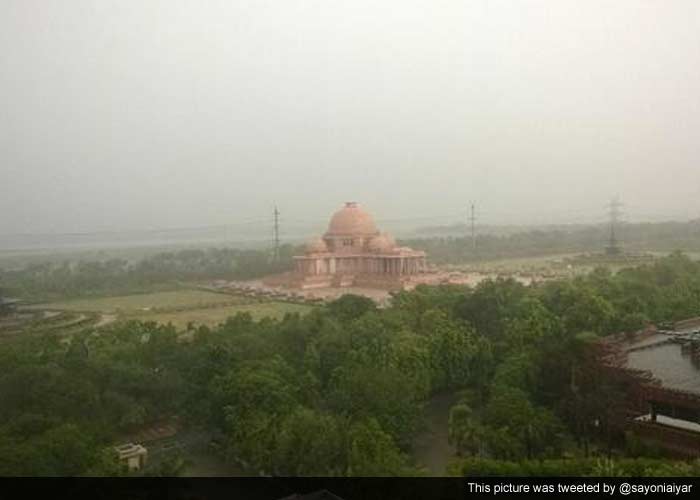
[2,0,699,236]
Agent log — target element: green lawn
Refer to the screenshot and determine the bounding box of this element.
[130,302,312,329]
[29,290,249,313]
[28,289,313,330]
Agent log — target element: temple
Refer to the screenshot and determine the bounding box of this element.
[291,202,427,290]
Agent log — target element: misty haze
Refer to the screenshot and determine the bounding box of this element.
[2,0,700,489]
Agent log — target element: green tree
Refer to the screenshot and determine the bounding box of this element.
[327,294,377,322]
[346,418,412,476]
[448,404,484,457]
[275,408,345,476]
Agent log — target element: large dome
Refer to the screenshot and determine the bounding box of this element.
[326,202,378,236]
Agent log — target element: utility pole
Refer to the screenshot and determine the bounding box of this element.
[273,205,280,262]
[605,197,623,256]
[469,203,477,253]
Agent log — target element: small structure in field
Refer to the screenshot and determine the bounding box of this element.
[114,443,148,471]
[0,296,19,316]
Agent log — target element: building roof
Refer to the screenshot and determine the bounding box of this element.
[326,202,378,237]
[623,328,700,395]
[114,443,147,459]
[0,297,19,307]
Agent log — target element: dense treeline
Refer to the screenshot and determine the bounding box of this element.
[404,219,700,263]
[0,245,297,301]
[1,252,700,476]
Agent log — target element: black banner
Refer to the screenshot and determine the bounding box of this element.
[0,477,697,500]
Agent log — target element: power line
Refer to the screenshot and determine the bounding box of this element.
[469,203,477,252]
[606,196,624,255]
[7,203,694,243]
[272,205,280,262]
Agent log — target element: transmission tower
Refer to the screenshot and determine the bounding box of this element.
[468,203,477,253]
[272,205,280,262]
[605,197,623,256]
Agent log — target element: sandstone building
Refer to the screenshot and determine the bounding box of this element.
[291,202,427,289]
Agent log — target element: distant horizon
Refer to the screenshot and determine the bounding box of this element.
[1,214,698,254]
[1,199,698,238]
[3,1,700,235]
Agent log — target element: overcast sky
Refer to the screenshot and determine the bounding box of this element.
[2,0,699,237]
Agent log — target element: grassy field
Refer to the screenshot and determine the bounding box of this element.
[29,290,249,313]
[132,302,311,329]
[442,251,689,276]
[28,289,313,330]
[451,253,580,272]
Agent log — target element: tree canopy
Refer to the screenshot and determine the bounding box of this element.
[2,252,700,475]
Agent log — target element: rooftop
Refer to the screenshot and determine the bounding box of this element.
[114,443,147,459]
[623,327,700,395]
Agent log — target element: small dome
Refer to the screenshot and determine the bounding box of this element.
[368,233,396,253]
[326,202,378,236]
[305,237,328,254]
